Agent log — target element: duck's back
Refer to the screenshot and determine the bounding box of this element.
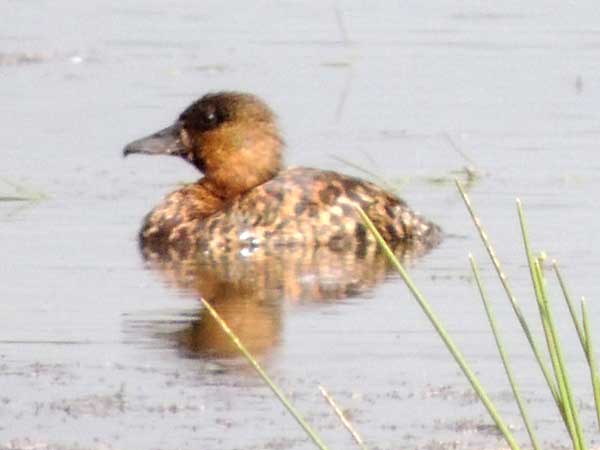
[197,167,441,253]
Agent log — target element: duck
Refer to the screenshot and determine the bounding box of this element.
[123,92,441,260]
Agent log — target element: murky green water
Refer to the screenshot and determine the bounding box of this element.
[2,2,600,449]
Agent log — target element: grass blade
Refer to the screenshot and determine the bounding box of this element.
[532,260,583,450]
[518,199,587,449]
[200,298,331,450]
[456,181,560,406]
[553,262,586,353]
[555,262,600,431]
[581,298,600,430]
[319,385,369,450]
[356,206,521,450]
[469,255,541,450]
[517,200,570,423]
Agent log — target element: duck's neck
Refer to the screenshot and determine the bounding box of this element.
[204,171,279,200]
[191,171,282,215]
[186,178,229,217]
[198,125,283,199]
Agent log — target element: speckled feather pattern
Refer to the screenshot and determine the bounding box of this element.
[140,166,441,261]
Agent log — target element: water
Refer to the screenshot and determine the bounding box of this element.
[2,2,600,449]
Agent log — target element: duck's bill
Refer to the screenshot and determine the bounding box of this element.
[123,123,186,157]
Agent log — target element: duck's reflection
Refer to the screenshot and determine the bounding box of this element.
[132,238,438,360]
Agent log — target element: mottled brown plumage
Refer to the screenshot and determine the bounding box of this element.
[124,91,442,261]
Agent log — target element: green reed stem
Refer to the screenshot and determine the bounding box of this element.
[516,200,567,418]
[532,260,583,450]
[200,298,331,450]
[555,262,600,431]
[581,298,600,431]
[357,206,521,450]
[469,255,541,450]
[518,198,588,449]
[553,262,586,354]
[456,181,560,407]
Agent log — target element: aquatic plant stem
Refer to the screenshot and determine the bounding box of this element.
[456,181,560,406]
[200,298,331,450]
[539,262,587,450]
[555,262,600,430]
[356,206,521,450]
[518,199,587,449]
[532,260,584,450]
[553,262,586,353]
[582,298,600,431]
[469,255,541,450]
[517,200,570,422]
[319,385,369,450]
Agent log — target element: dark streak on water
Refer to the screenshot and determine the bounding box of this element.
[2,2,600,450]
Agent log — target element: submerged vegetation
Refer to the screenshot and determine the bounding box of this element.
[202,180,599,450]
[0,178,47,202]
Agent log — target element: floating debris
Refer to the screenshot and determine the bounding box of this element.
[0,178,47,202]
[0,51,47,66]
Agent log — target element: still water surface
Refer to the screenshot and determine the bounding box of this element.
[2,2,600,449]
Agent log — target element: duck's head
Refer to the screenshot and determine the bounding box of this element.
[124,91,284,196]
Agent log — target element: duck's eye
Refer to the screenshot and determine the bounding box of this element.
[205,110,217,126]
[179,102,223,131]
